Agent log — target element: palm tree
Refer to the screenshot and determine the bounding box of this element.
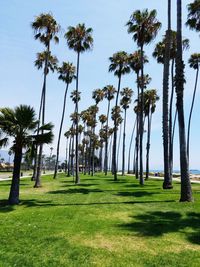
[109,51,130,180]
[126,9,161,185]
[186,0,200,32]
[0,105,53,205]
[128,51,148,178]
[143,89,159,180]
[187,53,200,160]
[103,85,116,175]
[153,31,189,188]
[176,0,192,202]
[99,114,107,171]
[65,23,93,184]
[120,87,134,176]
[31,13,60,185]
[53,62,76,179]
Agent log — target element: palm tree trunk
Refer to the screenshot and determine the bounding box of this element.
[35,44,49,187]
[112,73,121,181]
[145,112,152,180]
[122,108,127,176]
[75,52,80,184]
[187,67,199,160]
[104,100,111,175]
[54,83,69,179]
[176,0,192,202]
[139,46,144,185]
[65,138,69,173]
[163,0,172,189]
[8,145,22,205]
[117,122,122,173]
[127,118,136,174]
[169,59,175,179]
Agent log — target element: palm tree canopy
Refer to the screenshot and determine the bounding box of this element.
[0,105,53,149]
[137,74,152,89]
[120,87,134,110]
[65,23,93,53]
[188,53,200,69]
[143,89,159,115]
[58,62,76,84]
[111,106,123,127]
[35,51,58,74]
[126,9,161,47]
[99,114,107,124]
[153,31,190,64]
[186,0,200,32]
[128,50,148,73]
[103,85,117,101]
[109,51,130,77]
[92,89,105,104]
[70,90,81,103]
[31,13,60,47]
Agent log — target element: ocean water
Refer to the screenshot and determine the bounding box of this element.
[150,170,200,175]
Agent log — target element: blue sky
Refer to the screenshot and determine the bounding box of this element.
[0,0,199,170]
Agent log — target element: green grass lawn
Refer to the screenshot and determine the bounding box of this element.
[0,173,200,267]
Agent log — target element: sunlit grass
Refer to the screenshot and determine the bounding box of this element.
[0,173,200,267]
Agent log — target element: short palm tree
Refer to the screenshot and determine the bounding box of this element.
[120,87,134,176]
[65,23,93,184]
[103,85,116,175]
[126,9,161,185]
[109,51,130,180]
[0,105,53,205]
[53,62,76,179]
[187,53,200,160]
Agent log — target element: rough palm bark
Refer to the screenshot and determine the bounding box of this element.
[163,0,173,189]
[8,146,22,205]
[176,0,192,202]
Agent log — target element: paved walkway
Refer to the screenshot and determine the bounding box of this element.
[0,171,54,182]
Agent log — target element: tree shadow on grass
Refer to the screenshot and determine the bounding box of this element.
[0,200,14,212]
[60,182,98,187]
[115,191,158,197]
[47,188,103,195]
[118,211,200,245]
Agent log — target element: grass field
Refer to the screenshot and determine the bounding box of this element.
[0,173,200,267]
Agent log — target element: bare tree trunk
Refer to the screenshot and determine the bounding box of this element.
[104,100,111,175]
[122,108,127,176]
[187,67,199,160]
[8,145,22,205]
[176,0,192,202]
[117,122,122,174]
[54,83,69,179]
[163,0,172,189]
[75,52,80,184]
[128,118,136,174]
[145,112,152,180]
[112,74,121,181]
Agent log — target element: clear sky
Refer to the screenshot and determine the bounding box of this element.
[0,0,199,170]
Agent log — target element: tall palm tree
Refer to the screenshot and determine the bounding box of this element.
[0,105,53,205]
[120,87,134,176]
[187,53,200,159]
[126,9,161,185]
[153,31,189,188]
[33,51,58,187]
[128,51,148,178]
[32,13,60,186]
[99,114,107,172]
[53,62,76,179]
[176,0,192,202]
[103,85,116,175]
[91,89,104,175]
[65,23,93,184]
[109,51,130,180]
[143,89,159,180]
[186,0,200,32]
